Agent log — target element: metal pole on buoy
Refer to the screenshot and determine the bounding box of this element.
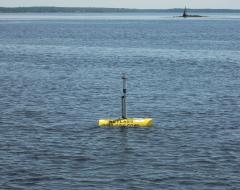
[121,73,127,119]
[98,73,153,127]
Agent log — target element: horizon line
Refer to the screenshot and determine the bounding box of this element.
[0,6,240,10]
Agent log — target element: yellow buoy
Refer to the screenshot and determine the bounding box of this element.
[98,73,153,128]
[99,118,153,127]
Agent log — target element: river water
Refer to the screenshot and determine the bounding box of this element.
[0,13,240,189]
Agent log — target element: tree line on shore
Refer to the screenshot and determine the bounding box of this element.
[0,7,239,13]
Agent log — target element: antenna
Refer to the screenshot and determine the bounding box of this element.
[121,73,127,119]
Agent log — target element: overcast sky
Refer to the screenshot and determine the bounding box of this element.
[0,0,239,9]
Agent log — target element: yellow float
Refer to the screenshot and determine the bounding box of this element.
[98,73,153,128]
[99,118,153,127]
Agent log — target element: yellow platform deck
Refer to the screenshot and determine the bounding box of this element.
[98,118,153,127]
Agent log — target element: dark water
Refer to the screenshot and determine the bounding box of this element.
[0,14,240,189]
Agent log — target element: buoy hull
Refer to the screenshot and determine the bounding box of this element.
[98,118,153,127]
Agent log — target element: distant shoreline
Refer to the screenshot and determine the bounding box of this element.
[0,7,240,13]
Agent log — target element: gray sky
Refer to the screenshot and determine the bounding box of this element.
[0,0,239,9]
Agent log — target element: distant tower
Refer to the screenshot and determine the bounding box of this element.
[183,6,187,17]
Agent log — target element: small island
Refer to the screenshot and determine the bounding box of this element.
[179,6,205,18]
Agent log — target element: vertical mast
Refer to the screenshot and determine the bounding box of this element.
[183,6,187,17]
[121,73,127,119]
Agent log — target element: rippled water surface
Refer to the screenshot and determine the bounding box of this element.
[0,13,240,190]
